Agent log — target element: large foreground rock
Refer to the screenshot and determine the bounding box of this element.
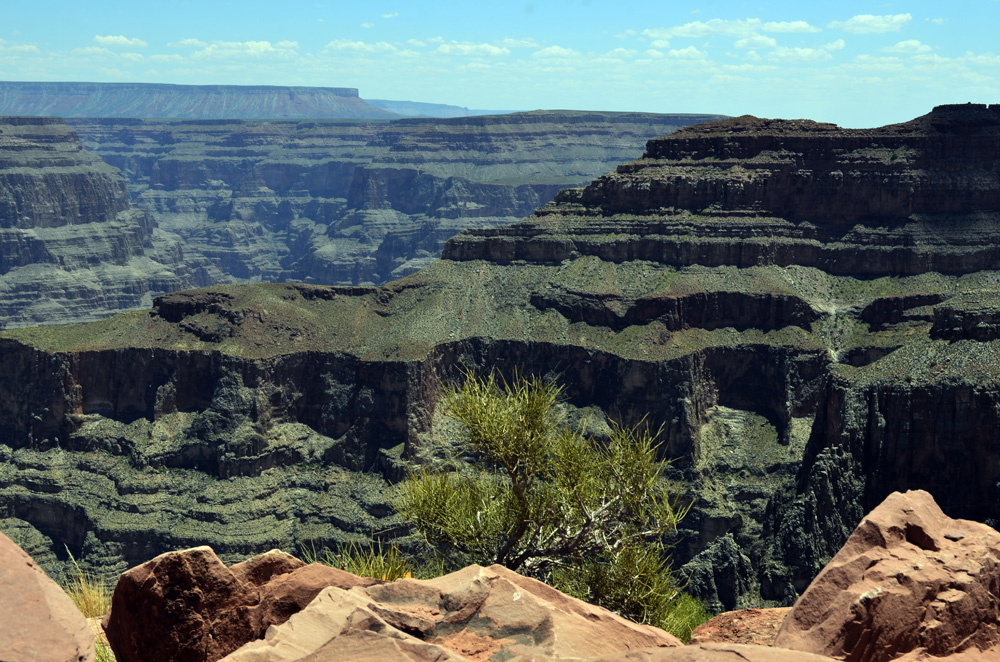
[0,530,94,662]
[221,563,682,662]
[774,490,1000,662]
[103,546,376,662]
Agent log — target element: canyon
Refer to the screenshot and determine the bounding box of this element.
[0,110,715,327]
[3,103,1000,616]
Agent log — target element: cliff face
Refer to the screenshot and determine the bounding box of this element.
[0,82,397,119]
[68,111,719,285]
[0,117,182,326]
[6,105,999,611]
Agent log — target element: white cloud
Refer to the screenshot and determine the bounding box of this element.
[168,38,206,48]
[381,12,398,18]
[192,40,300,59]
[643,49,663,58]
[94,34,148,48]
[929,18,947,25]
[496,37,539,48]
[438,42,510,56]
[361,22,374,29]
[532,45,579,58]
[762,21,820,33]
[324,39,397,53]
[73,46,113,56]
[668,45,707,59]
[0,41,39,54]
[734,34,777,49]
[647,18,818,40]
[770,39,844,62]
[883,40,932,54]
[407,39,426,47]
[149,54,184,63]
[119,52,144,62]
[606,47,637,58]
[828,14,912,34]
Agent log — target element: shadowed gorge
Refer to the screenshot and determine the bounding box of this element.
[4,104,1000,614]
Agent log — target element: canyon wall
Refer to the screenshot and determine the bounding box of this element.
[68,111,718,286]
[0,116,183,326]
[6,105,999,612]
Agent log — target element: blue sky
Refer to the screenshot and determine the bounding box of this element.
[1,1,997,127]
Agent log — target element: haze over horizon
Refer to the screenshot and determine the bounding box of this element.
[1,0,997,128]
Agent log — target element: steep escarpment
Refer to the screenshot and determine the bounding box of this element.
[0,82,397,119]
[0,117,183,326]
[5,105,1000,613]
[68,111,720,286]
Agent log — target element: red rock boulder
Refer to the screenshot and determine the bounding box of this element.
[0,530,94,662]
[774,489,1000,662]
[102,546,375,662]
[221,563,683,662]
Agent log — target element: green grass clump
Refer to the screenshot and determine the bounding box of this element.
[62,551,113,619]
[305,539,413,581]
[61,550,118,661]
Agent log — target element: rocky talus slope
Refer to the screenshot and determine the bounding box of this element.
[3,104,1000,612]
[0,117,182,326]
[68,111,719,285]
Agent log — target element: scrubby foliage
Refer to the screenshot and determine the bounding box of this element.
[394,370,705,637]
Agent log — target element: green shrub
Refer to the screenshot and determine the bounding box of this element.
[394,370,707,638]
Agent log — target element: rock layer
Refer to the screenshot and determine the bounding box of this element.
[0,116,181,326]
[68,111,720,286]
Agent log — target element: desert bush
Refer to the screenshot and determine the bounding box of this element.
[394,370,707,637]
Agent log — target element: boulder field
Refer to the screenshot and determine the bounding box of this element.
[4,105,1000,612]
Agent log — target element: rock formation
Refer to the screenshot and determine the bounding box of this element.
[3,105,1000,610]
[0,82,398,119]
[67,111,719,286]
[103,546,375,662]
[0,529,94,662]
[775,490,1000,662]
[0,116,182,326]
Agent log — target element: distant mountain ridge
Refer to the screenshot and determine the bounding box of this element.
[0,81,399,119]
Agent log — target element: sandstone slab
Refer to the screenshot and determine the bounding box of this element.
[0,530,94,662]
[103,546,375,662]
[222,563,681,662]
[774,489,1000,662]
